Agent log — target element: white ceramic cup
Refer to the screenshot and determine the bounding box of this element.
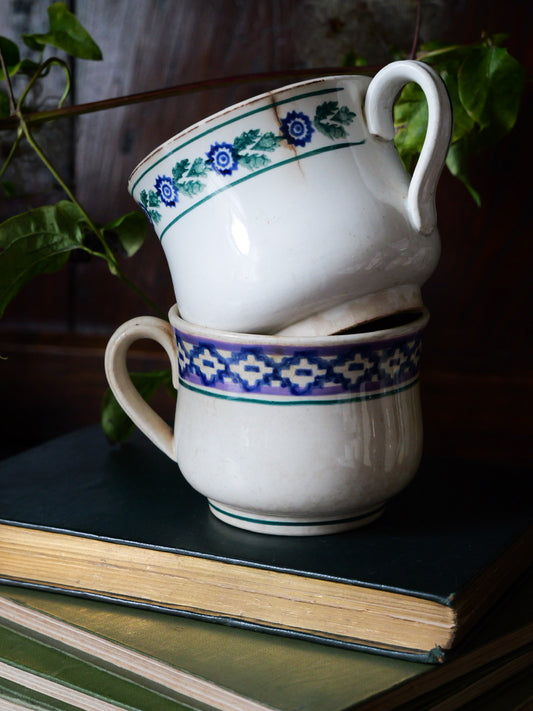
[128,60,451,335]
[105,305,429,535]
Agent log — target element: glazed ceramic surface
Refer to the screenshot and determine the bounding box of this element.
[105,306,429,535]
[129,60,451,334]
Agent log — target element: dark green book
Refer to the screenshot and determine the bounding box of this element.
[0,573,532,711]
[0,619,196,711]
[0,425,531,663]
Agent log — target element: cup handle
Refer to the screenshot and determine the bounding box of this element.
[104,316,179,462]
[365,59,453,236]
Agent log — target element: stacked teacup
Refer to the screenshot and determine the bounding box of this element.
[105,61,452,535]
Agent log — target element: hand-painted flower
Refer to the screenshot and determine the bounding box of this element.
[206,142,238,176]
[280,110,314,147]
[154,175,178,207]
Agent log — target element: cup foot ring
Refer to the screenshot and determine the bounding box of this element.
[208,500,385,536]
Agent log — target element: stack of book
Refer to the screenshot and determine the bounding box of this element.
[0,425,531,710]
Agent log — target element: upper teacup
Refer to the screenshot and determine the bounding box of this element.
[129,60,452,334]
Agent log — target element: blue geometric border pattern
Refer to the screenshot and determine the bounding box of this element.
[175,329,423,398]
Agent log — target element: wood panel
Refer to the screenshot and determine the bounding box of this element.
[0,331,174,459]
[0,0,531,466]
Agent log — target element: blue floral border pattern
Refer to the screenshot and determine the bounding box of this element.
[175,330,423,401]
[139,100,357,226]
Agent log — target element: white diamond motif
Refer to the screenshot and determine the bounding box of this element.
[235,353,274,388]
[380,348,409,379]
[191,346,227,382]
[333,352,372,385]
[280,356,328,391]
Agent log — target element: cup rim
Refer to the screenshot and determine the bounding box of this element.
[168,304,429,345]
[127,73,369,190]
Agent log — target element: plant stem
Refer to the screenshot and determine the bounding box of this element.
[0,46,17,116]
[409,0,422,60]
[17,57,72,113]
[18,114,165,318]
[0,130,22,181]
[1,45,165,319]
[0,66,379,131]
[415,44,467,60]
[111,270,166,317]
[20,119,109,253]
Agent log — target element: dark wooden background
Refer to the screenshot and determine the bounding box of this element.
[1,0,531,467]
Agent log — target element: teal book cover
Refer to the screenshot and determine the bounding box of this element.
[0,425,531,662]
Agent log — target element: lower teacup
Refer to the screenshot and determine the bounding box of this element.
[105,305,429,535]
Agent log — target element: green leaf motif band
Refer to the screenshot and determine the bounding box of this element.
[138,99,362,230]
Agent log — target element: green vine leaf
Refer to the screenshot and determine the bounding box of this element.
[343,50,368,67]
[0,36,21,79]
[101,369,175,444]
[445,141,481,207]
[0,201,89,316]
[391,36,526,203]
[22,2,102,60]
[103,211,147,258]
[1,180,16,197]
[17,58,41,77]
[437,69,475,144]
[458,45,525,143]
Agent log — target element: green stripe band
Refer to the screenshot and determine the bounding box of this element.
[160,140,365,241]
[209,502,385,527]
[179,376,418,405]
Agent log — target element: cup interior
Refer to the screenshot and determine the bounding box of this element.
[333,309,425,335]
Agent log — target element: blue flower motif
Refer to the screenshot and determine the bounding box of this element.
[206,142,238,176]
[154,175,178,207]
[280,110,314,147]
